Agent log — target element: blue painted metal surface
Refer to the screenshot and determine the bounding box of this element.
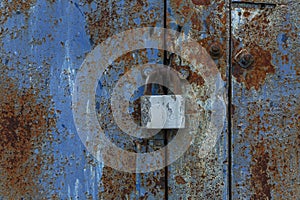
[231,1,300,199]
[0,0,299,199]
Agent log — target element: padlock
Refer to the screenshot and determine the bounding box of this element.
[141,67,185,129]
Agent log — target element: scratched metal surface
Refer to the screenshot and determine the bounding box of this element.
[231,1,300,199]
[0,0,299,199]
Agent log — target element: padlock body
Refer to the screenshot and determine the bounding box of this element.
[141,95,185,129]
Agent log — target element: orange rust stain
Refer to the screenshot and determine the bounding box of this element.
[171,61,205,87]
[197,38,227,81]
[243,11,251,18]
[0,77,54,199]
[175,176,187,184]
[281,55,289,64]
[204,5,227,35]
[237,97,300,199]
[85,1,157,47]
[250,142,272,200]
[172,0,182,8]
[191,0,211,6]
[220,15,227,26]
[191,13,202,31]
[99,167,136,199]
[171,0,191,8]
[46,0,56,3]
[189,3,228,81]
[0,0,36,23]
[186,68,205,86]
[99,167,165,198]
[233,44,276,90]
[169,0,194,26]
[218,1,226,12]
[84,0,93,4]
[144,172,166,196]
[180,6,194,18]
[294,65,299,75]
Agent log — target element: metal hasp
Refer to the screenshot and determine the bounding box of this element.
[141,95,185,129]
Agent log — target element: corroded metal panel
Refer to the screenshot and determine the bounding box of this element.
[166,0,229,199]
[84,0,166,197]
[0,1,56,199]
[1,0,166,199]
[231,1,300,199]
[1,0,299,199]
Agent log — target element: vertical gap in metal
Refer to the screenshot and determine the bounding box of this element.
[228,0,233,199]
[163,0,169,199]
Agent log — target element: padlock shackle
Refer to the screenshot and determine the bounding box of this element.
[143,67,182,95]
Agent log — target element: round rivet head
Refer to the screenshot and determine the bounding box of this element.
[209,43,222,59]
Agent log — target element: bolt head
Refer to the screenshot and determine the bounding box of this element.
[239,53,254,69]
[209,43,222,59]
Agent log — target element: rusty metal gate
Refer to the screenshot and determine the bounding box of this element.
[0,0,299,199]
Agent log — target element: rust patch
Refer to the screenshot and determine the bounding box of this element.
[170,0,194,26]
[250,143,272,200]
[46,0,56,3]
[233,44,275,90]
[218,1,226,13]
[198,38,227,81]
[0,77,54,199]
[0,0,36,23]
[243,11,251,17]
[191,0,211,6]
[180,6,194,19]
[99,167,166,199]
[234,94,300,199]
[99,167,136,199]
[171,58,205,87]
[175,176,187,184]
[83,0,157,47]
[191,13,203,31]
[184,66,205,86]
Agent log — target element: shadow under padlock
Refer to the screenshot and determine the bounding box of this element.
[141,67,185,130]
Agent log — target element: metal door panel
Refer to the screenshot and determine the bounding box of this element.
[231,1,300,199]
[1,0,166,199]
[166,0,229,199]
[1,0,299,199]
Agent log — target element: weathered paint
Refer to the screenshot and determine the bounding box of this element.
[0,0,299,199]
[167,0,229,199]
[0,1,57,198]
[0,76,55,199]
[231,1,300,199]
